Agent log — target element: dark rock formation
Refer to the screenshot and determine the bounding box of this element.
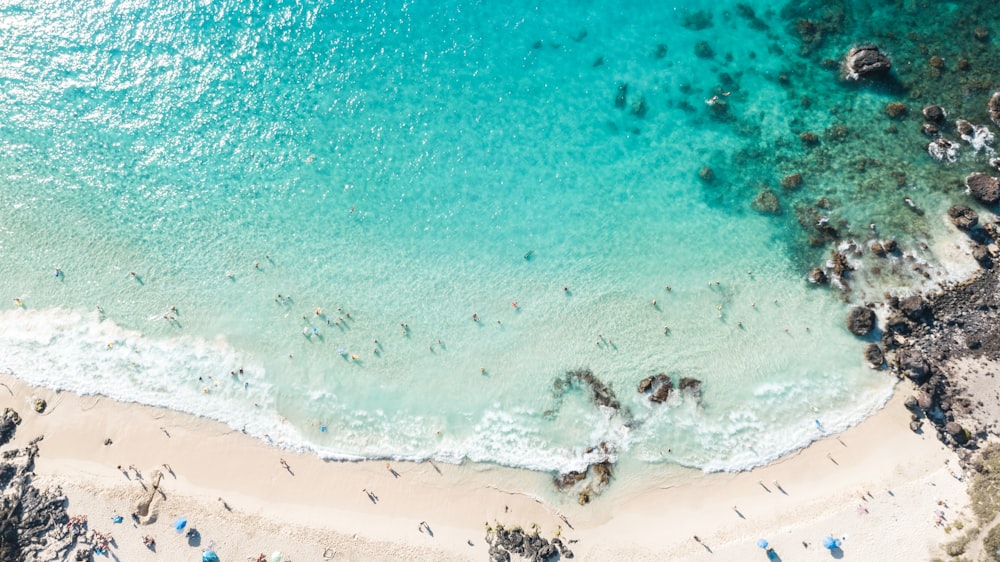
[809,267,828,284]
[487,524,571,562]
[0,408,20,445]
[637,374,673,403]
[948,205,979,230]
[966,172,1000,205]
[843,45,891,80]
[898,348,930,384]
[922,105,946,122]
[678,377,703,402]
[917,392,933,411]
[831,250,853,278]
[846,306,876,336]
[885,313,911,334]
[972,245,993,268]
[989,92,1000,127]
[698,166,715,182]
[863,343,884,368]
[927,137,957,161]
[0,424,81,562]
[898,295,929,322]
[945,421,969,445]
[956,119,974,137]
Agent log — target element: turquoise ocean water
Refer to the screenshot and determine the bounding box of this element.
[0,0,995,479]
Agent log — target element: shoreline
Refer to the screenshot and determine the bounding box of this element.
[2,371,968,561]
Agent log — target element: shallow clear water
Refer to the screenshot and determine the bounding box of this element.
[0,0,994,476]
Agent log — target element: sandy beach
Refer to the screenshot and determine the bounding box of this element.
[1,371,970,561]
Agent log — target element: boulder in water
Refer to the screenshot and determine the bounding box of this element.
[843,45,891,80]
[922,105,946,122]
[846,306,876,336]
[863,343,884,368]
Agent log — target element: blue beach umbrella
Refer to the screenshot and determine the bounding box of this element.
[174,517,187,532]
[757,538,769,549]
[822,535,841,550]
[202,551,219,562]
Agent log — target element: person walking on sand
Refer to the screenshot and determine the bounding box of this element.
[280,458,290,470]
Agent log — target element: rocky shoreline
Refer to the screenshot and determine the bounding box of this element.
[879,248,1000,461]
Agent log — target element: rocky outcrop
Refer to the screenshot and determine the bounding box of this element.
[898,348,930,383]
[966,173,1000,205]
[846,306,876,336]
[843,45,891,80]
[948,205,979,230]
[0,429,81,562]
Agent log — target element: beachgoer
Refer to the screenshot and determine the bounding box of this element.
[280,458,290,469]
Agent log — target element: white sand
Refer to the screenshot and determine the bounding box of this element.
[1,372,970,561]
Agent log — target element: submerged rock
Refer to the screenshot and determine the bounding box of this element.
[966,172,1000,205]
[846,306,876,336]
[751,189,780,215]
[780,173,803,190]
[843,45,891,80]
[614,82,627,109]
[698,166,715,182]
[884,101,908,119]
